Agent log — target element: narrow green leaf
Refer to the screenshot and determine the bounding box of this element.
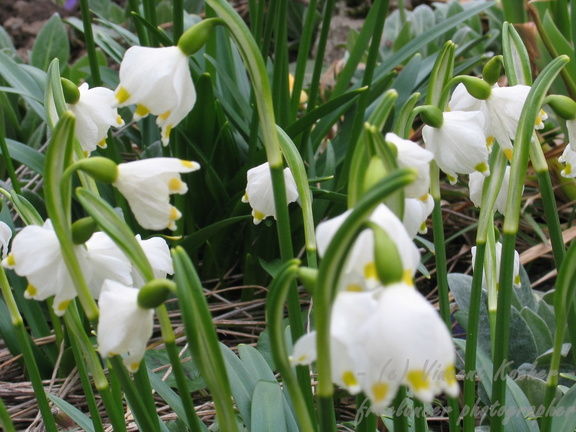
[46,393,95,432]
[30,14,69,72]
[2,139,44,174]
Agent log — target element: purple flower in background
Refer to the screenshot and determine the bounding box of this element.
[64,0,78,10]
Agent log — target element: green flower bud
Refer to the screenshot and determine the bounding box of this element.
[177,18,226,56]
[71,217,97,244]
[544,95,576,120]
[61,78,80,105]
[418,105,444,129]
[459,76,492,100]
[297,267,318,294]
[482,55,503,86]
[74,157,119,183]
[367,221,404,285]
[137,279,176,309]
[363,156,388,194]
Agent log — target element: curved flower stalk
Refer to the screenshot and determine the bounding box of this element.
[292,283,458,415]
[113,158,200,231]
[114,46,196,146]
[422,110,489,184]
[97,279,154,372]
[241,161,299,225]
[66,83,124,154]
[316,203,420,291]
[132,235,173,288]
[385,132,434,199]
[2,219,88,316]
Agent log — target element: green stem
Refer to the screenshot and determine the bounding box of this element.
[0,395,15,432]
[392,387,409,432]
[271,0,289,126]
[463,242,485,432]
[289,0,318,120]
[156,306,206,432]
[78,0,102,86]
[127,0,149,46]
[142,0,158,45]
[430,162,461,432]
[266,260,317,432]
[172,0,184,43]
[172,247,239,432]
[355,394,376,432]
[0,268,58,432]
[109,357,161,432]
[413,399,428,432]
[492,55,569,432]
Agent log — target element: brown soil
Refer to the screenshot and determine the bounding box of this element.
[0,0,80,60]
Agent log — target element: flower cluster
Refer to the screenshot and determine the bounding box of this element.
[292,203,459,413]
[1,220,172,370]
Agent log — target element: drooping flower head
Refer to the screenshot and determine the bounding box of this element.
[113,158,200,231]
[469,166,517,215]
[241,162,299,225]
[114,46,196,146]
[385,132,434,199]
[67,83,124,154]
[355,283,459,413]
[85,231,133,298]
[2,220,87,316]
[422,110,489,185]
[403,194,434,238]
[316,203,420,291]
[97,279,154,372]
[472,241,521,290]
[132,235,174,288]
[559,145,576,178]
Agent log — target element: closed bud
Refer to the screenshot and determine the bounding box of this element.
[459,76,492,100]
[177,18,225,56]
[74,157,119,183]
[61,78,80,104]
[544,95,576,120]
[367,222,404,285]
[363,156,388,194]
[137,278,176,309]
[482,55,503,86]
[71,217,97,244]
[298,267,318,294]
[418,105,444,129]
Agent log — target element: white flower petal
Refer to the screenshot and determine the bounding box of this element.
[132,235,173,288]
[86,232,133,297]
[0,221,11,259]
[113,158,200,231]
[242,162,299,224]
[97,280,154,372]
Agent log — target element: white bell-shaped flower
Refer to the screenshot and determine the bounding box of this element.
[385,132,434,199]
[85,232,133,298]
[559,145,576,178]
[2,220,87,316]
[403,194,434,238]
[316,204,420,291]
[113,158,200,231]
[472,241,521,289]
[132,235,174,288]
[114,45,196,146]
[355,283,459,413]
[241,162,299,225]
[0,221,11,259]
[67,83,124,154]
[291,291,378,394]
[97,279,154,372]
[422,110,489,185]
[469,166,515,214]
